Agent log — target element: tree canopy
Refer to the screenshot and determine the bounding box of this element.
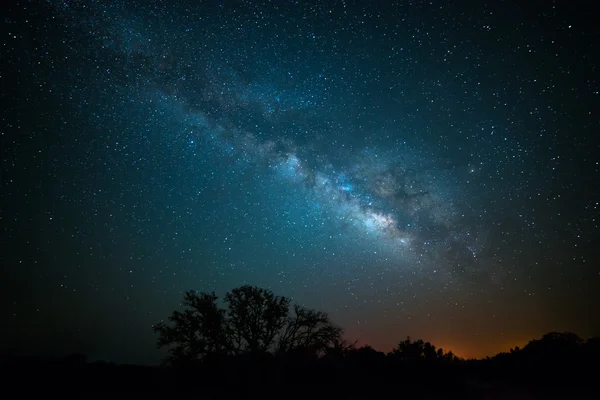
[153,285,343,364]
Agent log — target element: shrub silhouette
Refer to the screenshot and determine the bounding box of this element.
[390,336,458,363]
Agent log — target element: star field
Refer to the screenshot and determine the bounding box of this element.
[1,0,599,363]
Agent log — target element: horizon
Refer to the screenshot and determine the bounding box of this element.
[0,329,588,365]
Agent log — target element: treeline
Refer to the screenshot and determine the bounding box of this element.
[152,285,461,367]
[472,331,600,389]
[1,285,598,396]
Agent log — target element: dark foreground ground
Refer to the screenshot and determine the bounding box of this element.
[1,355,597,399]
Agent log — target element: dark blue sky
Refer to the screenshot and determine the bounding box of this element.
[2,0,599,363]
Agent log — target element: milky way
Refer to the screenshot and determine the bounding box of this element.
[2,0,598,363]
[51,0,485,275]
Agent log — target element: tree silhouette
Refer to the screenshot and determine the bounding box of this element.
[154,285,342,364]
[224,285,290,353]
[153,291,227,364]
[391,336,457,363]
[524,331,583,353]
[277,304,343,355]
[510,331,584,367]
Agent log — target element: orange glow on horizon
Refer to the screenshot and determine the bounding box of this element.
[362,335,538,360]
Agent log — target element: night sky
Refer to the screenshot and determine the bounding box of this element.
[2,0,599,364]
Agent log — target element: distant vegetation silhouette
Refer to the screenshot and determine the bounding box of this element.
[1,285,598,397]
[390,336,458,363]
